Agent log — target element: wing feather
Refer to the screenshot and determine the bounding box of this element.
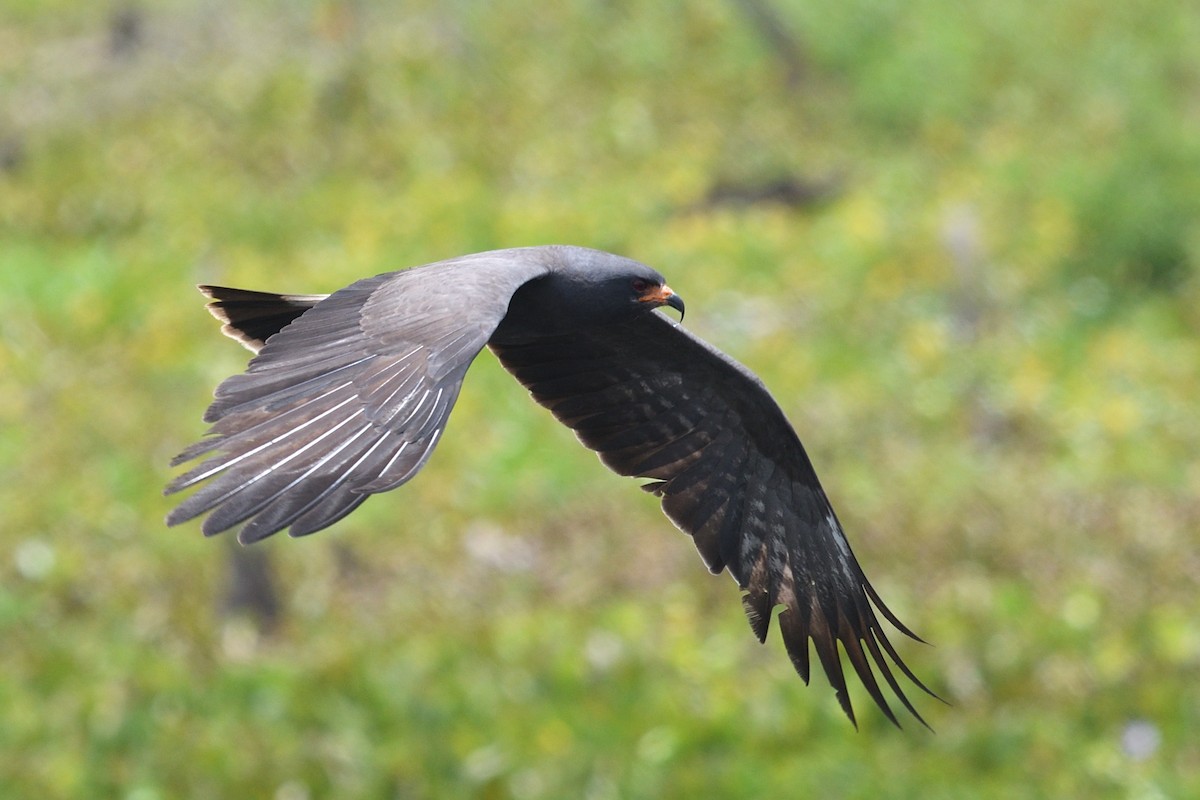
[491,312,937,727]
[167,252,552,541]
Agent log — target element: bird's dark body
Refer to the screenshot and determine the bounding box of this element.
[167,245,937,727]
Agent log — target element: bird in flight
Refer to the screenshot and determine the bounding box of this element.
[165,245,937,727]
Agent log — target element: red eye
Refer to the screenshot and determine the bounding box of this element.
[632,278,650,293]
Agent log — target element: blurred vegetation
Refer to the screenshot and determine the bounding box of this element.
[2,0,1198,797]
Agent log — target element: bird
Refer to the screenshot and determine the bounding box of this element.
[165,244,937,727]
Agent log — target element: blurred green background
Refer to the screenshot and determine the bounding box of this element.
[2,1,1198,797]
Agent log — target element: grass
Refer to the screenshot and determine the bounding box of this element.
[2,0,1198,797]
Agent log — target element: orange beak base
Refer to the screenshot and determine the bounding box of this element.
[639,284,686,319]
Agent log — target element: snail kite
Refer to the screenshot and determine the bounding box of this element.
[166,245,937,727]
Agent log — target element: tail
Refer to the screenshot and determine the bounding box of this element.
[198,286,328,353]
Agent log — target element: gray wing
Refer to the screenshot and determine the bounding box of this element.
[490,312,937,727]
[166,253,551,543]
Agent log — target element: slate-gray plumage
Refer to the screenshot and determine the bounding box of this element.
[166,244,937,727]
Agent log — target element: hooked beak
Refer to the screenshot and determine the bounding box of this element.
[640,284,686,321]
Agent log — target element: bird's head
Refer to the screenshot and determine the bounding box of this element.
[493,247,686,339]
[551,249,685,327]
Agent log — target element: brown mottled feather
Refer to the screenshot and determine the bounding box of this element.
[490,313,939,727]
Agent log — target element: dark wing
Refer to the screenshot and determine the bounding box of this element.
[198,285,328,353]
[490,313,938,727]
[166,254,551,544]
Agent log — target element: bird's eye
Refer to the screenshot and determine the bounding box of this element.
[631,278,650,293]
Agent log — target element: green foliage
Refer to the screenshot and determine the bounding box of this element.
[2,0,1197,797]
